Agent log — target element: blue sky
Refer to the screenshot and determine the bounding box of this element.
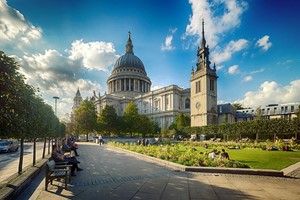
[1,0,300,119]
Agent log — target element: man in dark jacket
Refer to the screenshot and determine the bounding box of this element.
[51,145,82,176]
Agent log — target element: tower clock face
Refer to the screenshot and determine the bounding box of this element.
[195,101,201,109]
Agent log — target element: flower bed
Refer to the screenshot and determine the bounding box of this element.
[109,141,249,168]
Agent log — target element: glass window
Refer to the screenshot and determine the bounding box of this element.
[195,81,201,93]
[185,98,190,109]
[210,79,214,91]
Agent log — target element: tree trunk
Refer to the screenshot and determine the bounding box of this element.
[32,138,36,166]
[18,138,24,175]
[42,137,46,159]
[255,132,259,142]
[48,137,50,155]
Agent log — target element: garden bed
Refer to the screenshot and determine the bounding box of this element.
[108,141,300,170]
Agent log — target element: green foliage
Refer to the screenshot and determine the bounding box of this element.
[123,102,140,137]
[74,98,98,139]
[109,142,250,168]
[137,115,155,137]
[176,113,190,131]
[0,51,60,140]
[0,51,62,173]
[97,105,119,136]
[232,103,244,110]
[110,141,300,170]
[161,123,168,138]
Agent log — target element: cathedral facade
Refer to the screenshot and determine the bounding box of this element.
[72,24,299,128]
[90,31,198,128]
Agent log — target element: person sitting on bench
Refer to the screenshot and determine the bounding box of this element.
[51,145,83,176]
[62,139,79,156]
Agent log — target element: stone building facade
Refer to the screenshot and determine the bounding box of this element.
[190,20,218,127]
[71,25,299,128]
[90,32,190,128]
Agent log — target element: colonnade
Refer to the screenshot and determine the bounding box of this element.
[108,78,150,94]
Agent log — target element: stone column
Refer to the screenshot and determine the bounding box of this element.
[129,79,131,91]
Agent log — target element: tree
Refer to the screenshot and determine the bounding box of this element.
[123,102,140,137]
[152,121,161,137]
[295,105,300,118]
[220,115,229,141]
[137,115,154,137]
[161,122,168,138]
[253,106,263,141]
[74,98,98,141]
[97,105,119,136]
[232,103,244,110]
[176,113,190,130]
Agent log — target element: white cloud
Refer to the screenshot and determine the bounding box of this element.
[183,0,248,48]
[216,65,224,71]
[0,0,42,52]
[250,68,265,74]
[170,28,177,34]
[16,40,118,117]
[0,1,120,118]
[228,65,239,74]
[237,80,300,108]
[68,40,119,71]
[256,35,272,51]
[243,76,253,81]
[211,39,248,64]
[277,59,293,65]
[161,28,177,51]
[161,35,175,51]
[44,79,101,118]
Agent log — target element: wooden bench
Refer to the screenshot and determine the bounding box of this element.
[45,160,71,191]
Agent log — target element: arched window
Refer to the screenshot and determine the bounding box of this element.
[185,98,190,109]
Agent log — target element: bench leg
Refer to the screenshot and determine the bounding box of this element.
[65,173,68,190]
[45,176,48,191]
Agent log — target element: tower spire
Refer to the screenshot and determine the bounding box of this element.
[126,31,134,54]
[200,19,206,49]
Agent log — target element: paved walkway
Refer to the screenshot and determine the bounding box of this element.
[19,142,300,200]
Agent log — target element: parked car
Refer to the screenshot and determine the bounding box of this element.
[0,140,19,153]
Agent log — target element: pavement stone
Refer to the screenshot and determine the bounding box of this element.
[12,142,300,200]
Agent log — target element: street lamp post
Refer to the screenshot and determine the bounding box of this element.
[53,96,59,116]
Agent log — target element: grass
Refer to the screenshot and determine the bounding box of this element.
[228,148,300,170]
[195,147,300,170]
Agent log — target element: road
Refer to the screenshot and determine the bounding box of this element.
[0,142,50,183]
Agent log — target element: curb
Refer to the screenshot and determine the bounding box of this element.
[0,157,49,200]
[108,145,284,177]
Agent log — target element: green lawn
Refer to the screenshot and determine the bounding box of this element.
[199,147,300,170]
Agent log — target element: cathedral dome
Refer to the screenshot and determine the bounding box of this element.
[112,32,146,74]
[113,53,145,72]
[107,32,151,95]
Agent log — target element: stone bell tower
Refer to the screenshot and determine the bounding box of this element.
[190,19,218,127]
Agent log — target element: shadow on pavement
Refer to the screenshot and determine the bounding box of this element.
[18,142,264,200]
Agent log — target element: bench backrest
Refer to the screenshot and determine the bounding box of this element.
[47,160,56,171]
